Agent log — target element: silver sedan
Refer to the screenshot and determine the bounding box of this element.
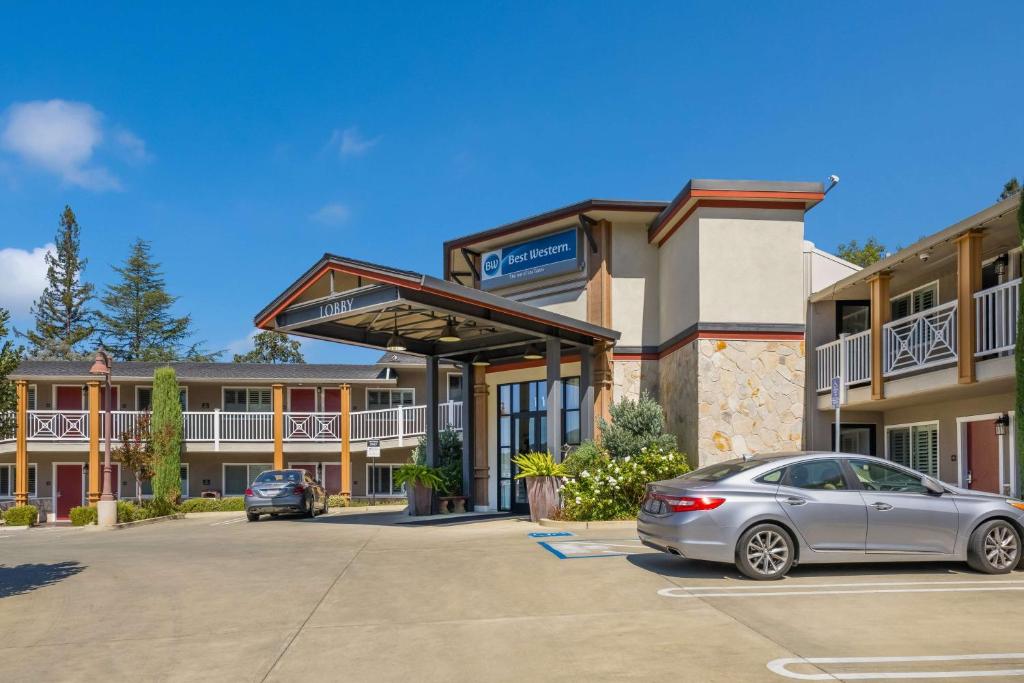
[244,469,328,521]
[638,452,1024,580]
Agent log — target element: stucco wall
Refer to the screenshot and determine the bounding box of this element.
[610,222,660,347]
[657,213,700,345]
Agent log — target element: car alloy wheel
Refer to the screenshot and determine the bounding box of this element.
[984,524,1018,570]
[746,530,789,577]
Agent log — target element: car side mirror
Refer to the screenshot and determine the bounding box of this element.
[923,478,944,495]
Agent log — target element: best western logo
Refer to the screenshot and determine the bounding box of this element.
[483,253,501,276]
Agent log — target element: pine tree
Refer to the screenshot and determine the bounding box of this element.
[96,239,217,361]
[233,330,305,364]
[150,367,182,504]
[21,206,95,358]
[0,308,24,440]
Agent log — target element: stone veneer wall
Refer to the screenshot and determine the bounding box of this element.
[658,345,698,464]
[695,339,805,464]
[612,359,660,404]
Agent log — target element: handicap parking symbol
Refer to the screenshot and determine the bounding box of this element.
[539,539,642,559]
[528,531,575,538]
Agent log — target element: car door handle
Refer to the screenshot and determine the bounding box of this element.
[870,502,893,511]
[783,496,807,506]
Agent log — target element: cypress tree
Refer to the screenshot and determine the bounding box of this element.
[21,206,95,358]
[150,366,182,504]
[96,239,214,361]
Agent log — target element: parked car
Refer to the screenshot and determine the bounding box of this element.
[638,452,1024,580]
[245,469,328,522]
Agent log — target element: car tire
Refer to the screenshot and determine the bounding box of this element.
[305,495,315,518]
[246,512,259,522]
[321,496,329,515]
[967,519,1020,574]
[735,523,795,581]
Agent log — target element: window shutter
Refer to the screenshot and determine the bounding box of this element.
[27,465,36,496]
[252,389,272,412]
[27,386,37,411]
[911,424,938,477]
[914,286,936,312]
[0,466,10,496]
[138,388,153,411]
[888,428,911,468]
[891,295,910,320]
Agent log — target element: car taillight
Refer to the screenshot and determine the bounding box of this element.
[293,485,306,495]
[244,488,254,496]
[662,496,725,512]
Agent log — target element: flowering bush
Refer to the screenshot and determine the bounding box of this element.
[559,444,690,520]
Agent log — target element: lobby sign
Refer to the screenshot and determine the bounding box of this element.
[480,227,581,291]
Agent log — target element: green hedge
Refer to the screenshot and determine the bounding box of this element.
[70,506,97,526]
[178,497,244,513]
[4,505,38,526]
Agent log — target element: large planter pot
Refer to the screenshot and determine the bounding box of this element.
[408,483,433,516]
[524,476,560,522]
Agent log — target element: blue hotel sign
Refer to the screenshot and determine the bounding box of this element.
[480,227,581,291]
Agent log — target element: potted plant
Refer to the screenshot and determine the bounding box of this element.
[512,452,567,522]
[394,463,444,516]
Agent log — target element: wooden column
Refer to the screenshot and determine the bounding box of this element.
[272,383,284,469]
[14,380,28,506]
[472,365,489,508]
[340,384,351,497]
[956,229,984,384]
[868,272,891,400]
[545,338,563,460]
[586,219,614,433]
[87,380,101,505]
[579,346,595,442]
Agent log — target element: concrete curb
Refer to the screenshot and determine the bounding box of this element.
[112,513,185,530]
[0,524,32,531]
[538,518,637,530]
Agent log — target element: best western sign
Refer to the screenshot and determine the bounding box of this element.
[480,227,581,291]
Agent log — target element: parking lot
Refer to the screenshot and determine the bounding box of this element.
[2,510,1024,682]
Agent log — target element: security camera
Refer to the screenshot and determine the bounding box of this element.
[919,252,930,262]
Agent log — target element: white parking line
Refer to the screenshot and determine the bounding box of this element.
[659,579,1024,599]
[768,653,1024,680]
[209,517,247,527]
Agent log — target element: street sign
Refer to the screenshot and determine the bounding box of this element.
[831,377,841,409]
[367,439,381,458]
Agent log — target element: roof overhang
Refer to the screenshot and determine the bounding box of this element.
[648,179,826,246]
[254,255,620,366]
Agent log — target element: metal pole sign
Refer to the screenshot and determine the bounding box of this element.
[366,439,381,506]
[367,439,381,458]
[833,332,849,454]
[831,376,841,453]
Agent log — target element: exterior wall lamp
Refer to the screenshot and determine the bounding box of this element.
[995,413,1010,437]
[994,254,1009,278]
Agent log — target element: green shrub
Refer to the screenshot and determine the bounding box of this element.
[70,506,97,526]
[560,444,690,521]
[394,462,444,490]
[512,452,567,478]
[412,428,463,495]
[116,500,144,523]
[327,495,349,508]
[598,392,677,460]
[151,367,183,504]
[562,441,608,478]
[4,504,38,526]
[178,497,244,513]
[143,497,177,518]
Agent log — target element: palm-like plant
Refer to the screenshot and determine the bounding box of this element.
[512,452,567,479]
[394,462,445,491]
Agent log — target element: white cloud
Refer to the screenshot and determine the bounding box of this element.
[326,126,380,158]
[310,202,351,225]
[225,329,259,357]
[1,99,147,191]
[0,243,53,319]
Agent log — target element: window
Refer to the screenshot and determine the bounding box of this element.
[683,458,773,482]
[756,468,785,484]
[223,464,272,495]
[831,424,877,456]
[223,388,272,412]
[137,387,188,411]
[138,465,190,499]
[366,389,414,410]
[27,385,37,411]
[890,282,937,320]
[0,464,37,498]
[784,459,848,490]
[848,459,928,494]
[886,423,938,478]
[366,463,406,496]
[254,470,302,484]
[836,301,870,336]
[447,374,463,403]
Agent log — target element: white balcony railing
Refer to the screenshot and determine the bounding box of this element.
[975,278,1021,357]
[883,300,958,376]
[814,330,871,392]
[19,402,464,447]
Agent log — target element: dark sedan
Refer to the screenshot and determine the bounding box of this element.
[245,469,328,521]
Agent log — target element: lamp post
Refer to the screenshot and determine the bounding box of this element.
[90,349,117,526]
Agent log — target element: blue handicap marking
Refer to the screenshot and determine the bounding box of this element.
[538,539,644,559]
[528,531,575,538]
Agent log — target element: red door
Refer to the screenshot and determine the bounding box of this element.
[290,389,316,412]
[56,386,83,410]
[323,389,340,413]
[55,465,83,520]
[322,463,341,494]
[966,420,1000,493]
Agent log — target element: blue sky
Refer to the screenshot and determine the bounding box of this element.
[1,2,1020,363]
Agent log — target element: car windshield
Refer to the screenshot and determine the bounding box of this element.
[679,458,767,482]
[254,471,301,484]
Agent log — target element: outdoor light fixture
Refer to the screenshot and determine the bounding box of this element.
[995,413,1010,437]
[386,313,406,352]
[471,354,491,367]
[438,318,461,343]
[523,344,543,360]
[995,254,1009,278]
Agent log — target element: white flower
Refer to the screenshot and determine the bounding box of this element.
[581,470,590,478]
[575,496,582,504]
[624,456,631,462]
